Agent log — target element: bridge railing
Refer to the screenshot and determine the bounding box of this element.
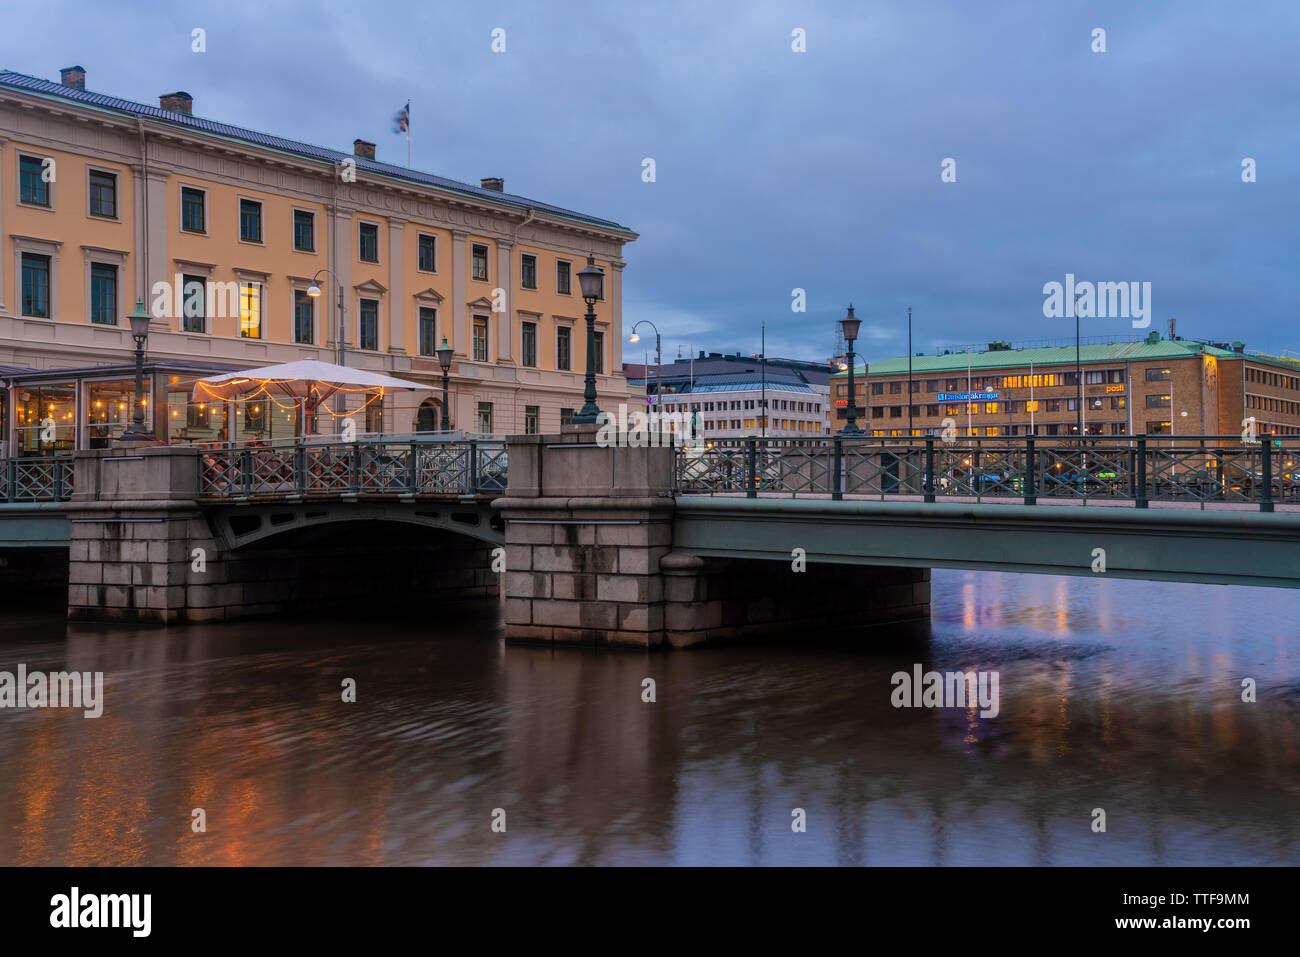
[674,434,1300,511]
[198,439,508,499]
[0,456,75,503]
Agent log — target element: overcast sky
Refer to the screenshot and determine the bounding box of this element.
[3,0,1297,364]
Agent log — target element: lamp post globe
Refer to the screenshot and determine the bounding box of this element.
[120,299,154,441]
[436,336,454,432]
[839,304,863,435]
[572,256,606,425]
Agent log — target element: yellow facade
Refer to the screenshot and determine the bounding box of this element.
[0,69,637,436]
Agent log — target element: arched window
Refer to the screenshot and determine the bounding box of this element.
[416,398,439,433]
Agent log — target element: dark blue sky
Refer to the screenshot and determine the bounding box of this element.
[4,0,1297,364]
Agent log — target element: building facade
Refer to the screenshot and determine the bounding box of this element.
[0,66,636,448]
[624,351,831,440]
[832,333,1300,438]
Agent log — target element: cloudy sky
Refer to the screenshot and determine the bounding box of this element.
[3,0,1296,364]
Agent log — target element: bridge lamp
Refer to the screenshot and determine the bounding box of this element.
[572,256,606,425]
[306,283,322,298]
[838,305,863,434]
[436,336,454,432]
[121,299,154,441]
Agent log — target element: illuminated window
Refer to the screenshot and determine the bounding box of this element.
[239,282,262,338]
[1026,400,1039,413]
[985,402,998,414]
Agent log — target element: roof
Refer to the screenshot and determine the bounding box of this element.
[0,69,634,236]
[3,359,241,383]
[834,337,1273,379]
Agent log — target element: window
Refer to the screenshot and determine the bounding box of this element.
[181,187,206,232]
[984,402,998,414]
[521,253,537,289]
[293,290,314,344]
[19,154,50,206]
[1085,371,1106,385]
[521,321,537,367]
[477,402,493,434]
[359,298,379,351]
[239,199,263,243]
[88,169,118,218]
[524,406,539,434]
[889,382,902,394]
[1147,420,1171,434]
[294,210,315,251]
[1025,400,1039,413]
[871,382,884,395]
[556,327,571,370]
[592,331,604,374]
[239,282,262,338]
[1145,368,1171,381]
[90,264,117,325]
[359,222,379,262]
[472,244,489,281]
[21,254,50,317]
[1145,393,1171,408]
[418,307,437,356]
[470,315,489,362]
[556,259,572,294]
[418,234,436,272]
[560,408,574,426]
[181,276,206,333]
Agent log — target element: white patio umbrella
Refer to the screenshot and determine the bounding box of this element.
[193,358,429,436]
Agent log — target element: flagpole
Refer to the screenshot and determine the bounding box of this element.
[406,99,411,168]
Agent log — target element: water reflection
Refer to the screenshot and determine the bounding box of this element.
[0,572,1297,865]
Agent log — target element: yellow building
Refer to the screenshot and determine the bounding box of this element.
[0,66,637,441]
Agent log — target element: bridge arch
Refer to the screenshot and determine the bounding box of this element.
[205,501,503,552]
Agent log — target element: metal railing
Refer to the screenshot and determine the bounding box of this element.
[674,435,1300,511]
[198,439,508,499]
[0,456,75,502]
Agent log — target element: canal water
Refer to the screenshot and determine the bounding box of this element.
[0,571,1296,866]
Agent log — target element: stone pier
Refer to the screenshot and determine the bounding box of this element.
[496,428,931,648]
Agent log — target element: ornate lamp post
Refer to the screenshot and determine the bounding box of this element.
[839,305,863,435]
[437,336,454,432]
[572,255,606,425]
[120,299,154,440]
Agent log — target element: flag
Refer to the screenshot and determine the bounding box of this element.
[392,102,410,134]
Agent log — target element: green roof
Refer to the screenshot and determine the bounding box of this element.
[832,338,1282,379]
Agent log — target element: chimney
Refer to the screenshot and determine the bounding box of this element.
[59,66,86,90]
[159,91,193,115]
[353,139,376,160]
[480,177,504,191]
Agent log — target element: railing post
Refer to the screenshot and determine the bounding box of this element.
[746,438,757,499]
[54,458,64,501]
[924,436,935,503]
[1261,438,1274,513]
[1024,436,1036,506]
[1135,436,1148,509]
[296,444,307,495]
[6,458,14,503]
[469,439,479,494]
[832,437,843,501]
[407,441,419,493]
[240,448,252,495]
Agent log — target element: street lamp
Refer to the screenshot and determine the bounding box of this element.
[572,255,605,425]
[437,336,454,432]
[120,299,153,441]
[839,304,863,435]
[307,269,347,422]
[629,319,662,426]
